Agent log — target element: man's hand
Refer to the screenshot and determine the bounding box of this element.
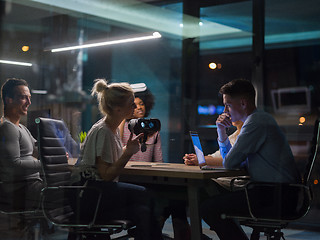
[216,112,232,129]
[216,113,232,143]
[183,153,198,165]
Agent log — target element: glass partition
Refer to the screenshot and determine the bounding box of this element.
[1,0,320,235]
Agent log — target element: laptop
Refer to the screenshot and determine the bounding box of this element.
[189,131,225,170]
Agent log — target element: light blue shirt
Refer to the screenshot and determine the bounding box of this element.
[219,110,301,183]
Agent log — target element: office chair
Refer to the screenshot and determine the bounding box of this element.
[225,118,319,240]
[36,117,135,240]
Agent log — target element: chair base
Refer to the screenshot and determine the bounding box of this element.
[68,231,111,240]
[1,213,54,240]
[249,227,285,240]
[67,227,134,240]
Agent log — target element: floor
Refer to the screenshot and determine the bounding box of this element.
[161,217,320,240]
[1,213,320,240]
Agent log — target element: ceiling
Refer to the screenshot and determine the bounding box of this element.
[1,0,320,52]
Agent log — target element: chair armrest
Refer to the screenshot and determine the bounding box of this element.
[243,182,312,221]
[230,176,250,191]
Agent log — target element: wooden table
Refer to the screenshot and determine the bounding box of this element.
[120,162,246,240]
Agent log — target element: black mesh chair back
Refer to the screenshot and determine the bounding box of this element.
[36,117,78,226]
[36,117,72,187]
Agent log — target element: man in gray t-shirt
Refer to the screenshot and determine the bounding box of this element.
[0,78,43,210]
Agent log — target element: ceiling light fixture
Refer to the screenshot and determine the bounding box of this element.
[0,59,32,67]
[22,46,30,52]
[31,90,48,95]
[51,32,162,53]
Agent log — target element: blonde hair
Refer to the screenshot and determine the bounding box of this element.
[91,79,133,116]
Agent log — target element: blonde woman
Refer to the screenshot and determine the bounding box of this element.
[73,79,163,240]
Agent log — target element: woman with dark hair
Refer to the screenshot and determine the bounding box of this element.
[120,88,162,162]
[135,89,155,118]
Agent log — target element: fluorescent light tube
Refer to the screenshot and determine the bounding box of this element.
[51,32,161,53]
[0,59,32,66]
[31,90,48,94]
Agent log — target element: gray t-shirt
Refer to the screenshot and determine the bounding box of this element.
[73,118,123,182]
[0,118,41,191]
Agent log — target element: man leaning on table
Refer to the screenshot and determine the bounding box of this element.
[200,79,301,240]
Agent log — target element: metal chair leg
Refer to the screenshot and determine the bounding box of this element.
[68,232,76,240]
[265,229,285,240]
[250,228,260,240]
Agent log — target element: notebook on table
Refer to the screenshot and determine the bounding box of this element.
[189,131,226,170]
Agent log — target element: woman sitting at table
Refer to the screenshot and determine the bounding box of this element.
[120,88,162,162]
[72,78,163,240]
[184,120,243,167]
[184,120,246,192]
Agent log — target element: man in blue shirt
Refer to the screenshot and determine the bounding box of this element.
[201,79,301,240]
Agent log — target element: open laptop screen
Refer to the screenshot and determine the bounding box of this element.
[189,131,206,167]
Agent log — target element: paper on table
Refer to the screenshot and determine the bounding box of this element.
[129,163,170,167]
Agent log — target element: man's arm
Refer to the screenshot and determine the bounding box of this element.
[215,112,233,166]
[216,112,232,142]
[223,116,266,169]
[218,138,232,166]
